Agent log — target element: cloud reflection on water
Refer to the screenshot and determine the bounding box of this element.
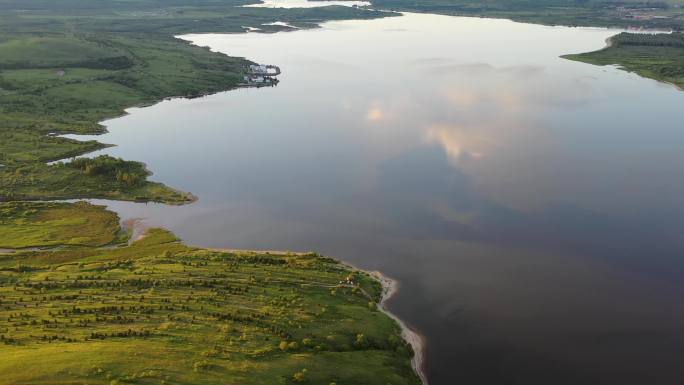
[71,13,684,384]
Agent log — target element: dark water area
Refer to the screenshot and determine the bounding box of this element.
[71,13,684,385]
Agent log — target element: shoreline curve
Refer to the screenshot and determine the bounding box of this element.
[372,271,428,385]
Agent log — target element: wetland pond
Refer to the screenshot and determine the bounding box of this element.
[69,12,684,385]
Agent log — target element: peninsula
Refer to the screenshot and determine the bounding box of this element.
[0,201,421,385]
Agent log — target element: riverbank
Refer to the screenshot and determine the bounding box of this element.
[563,32,684,91]
[0,33,248,203]
[0,2,392,203]
[209,246,428,383]
[0,204,422,385]
[374,271,429,385]
[209,245,427,382]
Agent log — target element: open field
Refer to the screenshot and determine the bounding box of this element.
[0,202,419,385]
[0,201,122,249]
[1,156,195,204]
[564,32,684,90]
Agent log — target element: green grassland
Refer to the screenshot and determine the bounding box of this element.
[0,202,419,385]
[0,1,390,203]
[0,201,122,249]
[2,155,195,204]
[564,32,684,90]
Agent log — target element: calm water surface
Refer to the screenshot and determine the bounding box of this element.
[72,13,684,385]
[243,0,370,8]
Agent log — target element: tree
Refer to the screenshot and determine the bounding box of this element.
[292,368,307,383]
[355,333,368,349]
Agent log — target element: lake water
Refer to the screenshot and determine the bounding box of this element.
[69,12,684,385]
[243,0,370,8]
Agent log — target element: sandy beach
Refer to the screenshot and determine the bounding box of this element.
[372,271,429,385]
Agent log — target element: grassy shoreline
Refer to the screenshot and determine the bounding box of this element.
[374,272,428,385]
[0,201,421,385]
[370,0,684,91]
[0,2,392,204]
[563,32,684,91]
[0,33,250,203]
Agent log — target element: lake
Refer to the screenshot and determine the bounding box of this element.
[243,0,370,8]
[69,12,684,385]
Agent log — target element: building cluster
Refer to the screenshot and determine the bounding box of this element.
[243,63,281,86]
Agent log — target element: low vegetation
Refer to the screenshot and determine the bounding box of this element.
[0,202,419,385]
[0,201,122,249]
[1,156,194,204]
[564,32,684,90]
